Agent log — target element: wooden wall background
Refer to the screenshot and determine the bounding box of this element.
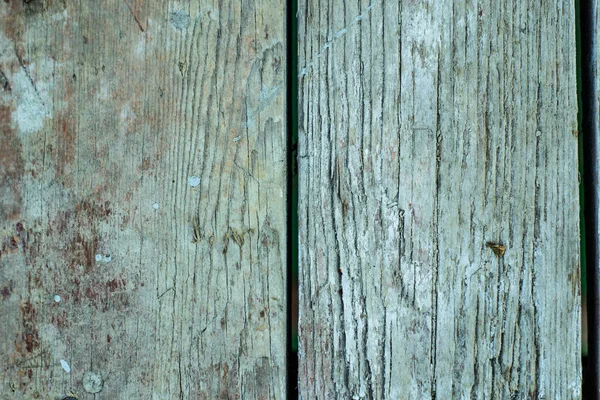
[0,0,587,398]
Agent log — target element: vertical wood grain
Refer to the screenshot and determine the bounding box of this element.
[0,1,287,398]
[298,0,580,398]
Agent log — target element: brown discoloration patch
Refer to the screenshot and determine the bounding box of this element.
[1,2,25,59]
[19,301,40,353]
[84,286,100,302]
[1,280,15,299]
[51,311,69,329]
[220,363,230,399]
[68,232,98,272]
[68,273,131,312]
[0,105,24,221]
[106,277,126,292]
[46,200,112,271]
[0,222,30,258]
[54,110,77,181]
[19,198,135,330]
[1,235,20,257]
[140,157,153,171]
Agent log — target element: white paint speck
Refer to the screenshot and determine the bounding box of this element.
[188,176,201,187]
[54,295,61,303]
[153,203,160,209]
[233,135,242,142]
[95,254,103,262]
[60,359,71,373]
[103,254,112,263]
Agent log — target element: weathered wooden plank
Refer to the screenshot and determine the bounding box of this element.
[0,1,287,398]
[298,0,580,398]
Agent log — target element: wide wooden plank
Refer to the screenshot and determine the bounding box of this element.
[0,1,287,398]
[298,0,580,398]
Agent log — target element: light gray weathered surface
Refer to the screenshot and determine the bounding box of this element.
[298,0,580,398]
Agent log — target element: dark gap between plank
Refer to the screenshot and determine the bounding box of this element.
[287,0,299,397]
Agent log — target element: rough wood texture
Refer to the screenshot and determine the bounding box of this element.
[0,1,287,398]
[298,0,580,398]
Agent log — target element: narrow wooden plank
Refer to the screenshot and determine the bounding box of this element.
[298,0,580,398]
[0,1,287,398]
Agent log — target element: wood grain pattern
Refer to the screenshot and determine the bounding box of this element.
[0,1,287,398]
[297,0,580,398]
